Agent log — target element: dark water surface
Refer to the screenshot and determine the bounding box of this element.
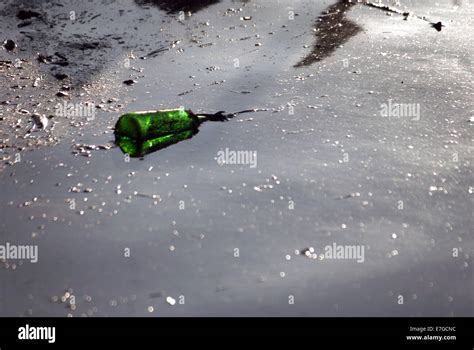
[0,0,473,316]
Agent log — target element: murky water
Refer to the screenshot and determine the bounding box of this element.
[0,0,473,316]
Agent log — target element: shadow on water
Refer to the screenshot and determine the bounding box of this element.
[134,0,221,14]
[0,0,228,87]
[294,0,362,67]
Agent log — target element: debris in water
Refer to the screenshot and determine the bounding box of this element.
[17,9,42,20]
[72,143,112,157]
[30,113,48,130]
[37,53,69,66]
[206,65,220,72]
[18,21,33,28]
[335,192,360,200]
[364,1,406,16]
[210,80,226,86]
[301,247,317,259]
[123,79,136,86]
[283,128,315,135]
[114,108,265,157]
[364,1,443,31]
[56,91,69,98]
[2,39,16,51]
[431,21,444,32]
[54,73,69,80]
[178,90,193,96]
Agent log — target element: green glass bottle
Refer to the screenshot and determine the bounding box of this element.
[114,108,228,157]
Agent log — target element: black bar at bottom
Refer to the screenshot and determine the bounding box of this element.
[0,317,472,347]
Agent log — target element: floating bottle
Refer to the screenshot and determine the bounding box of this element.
[114,108,260,157]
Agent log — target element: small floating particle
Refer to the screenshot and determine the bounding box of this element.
[56,91,69,97]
